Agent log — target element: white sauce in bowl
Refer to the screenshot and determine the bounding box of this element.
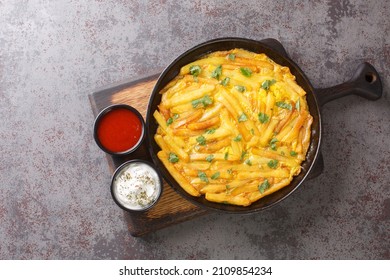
[112,161,161,210]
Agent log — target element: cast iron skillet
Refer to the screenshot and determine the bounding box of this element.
[146,37,382,213]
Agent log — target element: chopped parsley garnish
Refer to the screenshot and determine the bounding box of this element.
[238,113,248,122]
[190,65,202,77]
[276,101,292,110]
[196,135,206,146]
[235,85,246,92]
[211,65,222,80]
[233,134,242,142]
[206,154,214,162]
[228,53,235,60]
[205,128,216,134]
[240,151,247,161]
[261,79,276,90]
[192,95,213,108]
[168,153,179,163]
[198,171,209,183]
[224,152,229,160]
[220,77,230,86]
[227,168,233,174]
[189,65,201,77]
[267,159,279,169]
[269,138,278,150]
[244,159,252,166]
[290,151,298,156]
[240,67,252,77]
[166,113,179,125]
[258,179,270,194]
[211,172,220,180]
[258,112,269,124]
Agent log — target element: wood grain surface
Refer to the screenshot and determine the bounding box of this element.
[89,74,207,237]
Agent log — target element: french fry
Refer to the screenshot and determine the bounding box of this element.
[158,151,200,197]
[198,103,223,122]
[281,111,307,142]
[236,169,290,179]
[187,116,220,130]
[189,153,239,162]
[205,193,251,206]
[198,137,231,153]
[172,109,204,129]
[165,84,215,108]
[301,115,313,154]
[200,184,227,194]
[172,128,203,137]
[249,179,290,202]
[259,117,279,146]
[163,135,189,162]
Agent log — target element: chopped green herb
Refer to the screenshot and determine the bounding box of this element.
[189,65,201,77]
[225,185,231,195]
[196,135,206,146]
[233,134,242,142]
[290,151,298,156]
[261,79,276,90]
[250,128,254,135]
[276,101,292,110]
[238,113,248,122]
[269,138,278,150]
[235,85,246,92]
[258,112,269,124]
[205,128,216,134]
[296,99,301,111]
[244,159,252,166]
[192,95,213,108]
[258,179,270,193]
[192,99,201,108]
[198,171,209,183]
[168,153,179,163]
[211,65,222,80]
[228,53,235,60]
[224,152,229,160]
[211,172,220,180]
[220,77,230,86]
[267,159,278,169]
[240,67,252,77]
[240,151,247,161]
[206,154,214,162]
[167,115,179,125]
[227,168,233,174]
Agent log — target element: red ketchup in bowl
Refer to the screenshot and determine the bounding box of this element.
[94,105,144,154]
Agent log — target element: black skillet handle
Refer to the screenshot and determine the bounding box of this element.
[315,62,382,107]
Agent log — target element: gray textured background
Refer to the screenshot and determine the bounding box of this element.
[0,0,389,259]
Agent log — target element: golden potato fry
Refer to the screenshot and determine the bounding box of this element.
[158,151,200,197]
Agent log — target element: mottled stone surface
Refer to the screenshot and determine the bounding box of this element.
[0,0,389,259]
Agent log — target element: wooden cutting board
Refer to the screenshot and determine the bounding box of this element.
[88,39,325,237]
[89,74,208,237]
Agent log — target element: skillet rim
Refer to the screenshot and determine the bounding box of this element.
[146,37,322,213]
